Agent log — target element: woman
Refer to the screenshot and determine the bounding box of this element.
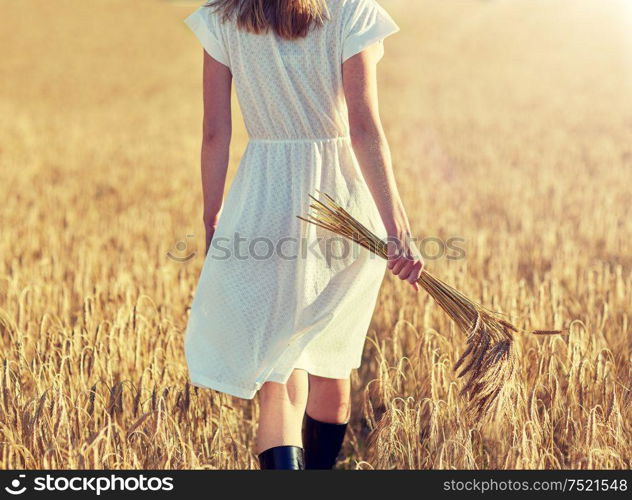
[183,0,423,470]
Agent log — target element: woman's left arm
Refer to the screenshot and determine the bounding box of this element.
[199,51,232,254]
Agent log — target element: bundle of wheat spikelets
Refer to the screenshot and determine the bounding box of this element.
[298,192,561,418]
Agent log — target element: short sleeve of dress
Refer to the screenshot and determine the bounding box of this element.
[342,0,400,63]
[184,6,230,68]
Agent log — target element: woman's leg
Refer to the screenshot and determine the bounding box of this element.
[256,369,309,456]
[306,375,351,423]
[303,375,351,469]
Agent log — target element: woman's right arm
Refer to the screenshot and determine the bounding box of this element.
[342,44,424,290]
[200,51,232,254]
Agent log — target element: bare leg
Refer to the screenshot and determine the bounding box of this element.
[306,375,351,423]
[256,369,309,454]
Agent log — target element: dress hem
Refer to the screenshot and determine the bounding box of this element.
[189,364,359,400]
[189,372,258,400]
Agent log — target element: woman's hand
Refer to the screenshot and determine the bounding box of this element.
[203,204,222,256]
[385,221,425,292]
[205,225,216,256]
[204,215,219,256]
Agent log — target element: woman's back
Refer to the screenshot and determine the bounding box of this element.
[185,0,399,140]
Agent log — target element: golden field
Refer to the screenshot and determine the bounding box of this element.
[0,0,630,469]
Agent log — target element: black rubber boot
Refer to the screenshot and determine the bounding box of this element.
[258,446,305,470]
[303,414,348,469]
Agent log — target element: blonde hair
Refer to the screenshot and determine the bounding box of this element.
[206,0,329,40]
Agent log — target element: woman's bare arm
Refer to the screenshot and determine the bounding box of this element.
[200,51,232,253]
[342,44,424,290]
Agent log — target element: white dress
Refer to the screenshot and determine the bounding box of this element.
[183,0,399,398]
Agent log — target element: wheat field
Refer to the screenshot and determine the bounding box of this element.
[1,0,630,469]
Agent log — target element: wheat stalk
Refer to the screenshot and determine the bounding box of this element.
[298,192,562,419]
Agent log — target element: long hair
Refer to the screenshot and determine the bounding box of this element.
[206,0,329,40]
